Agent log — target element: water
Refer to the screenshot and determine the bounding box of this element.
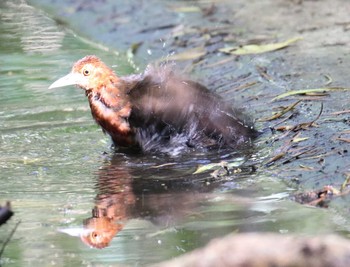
[0,1,349,266]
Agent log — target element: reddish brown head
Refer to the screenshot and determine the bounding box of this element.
[80,217,124,249]
[49,55,119,92]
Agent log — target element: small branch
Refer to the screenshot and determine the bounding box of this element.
[0,220,21,259]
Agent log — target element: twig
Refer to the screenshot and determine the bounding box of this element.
[289,102,324,131]
[0,220,21,259]
[306,102,324,127]
[260,100,301,121]
[330,109,350,115]
[335,137,350,143]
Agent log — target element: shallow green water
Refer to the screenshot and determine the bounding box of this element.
[0,1,349,266]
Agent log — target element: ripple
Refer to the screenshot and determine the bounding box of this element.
[2,1,65,53]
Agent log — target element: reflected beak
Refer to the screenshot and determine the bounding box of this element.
[58,227,93,237]
[49,72,85,89]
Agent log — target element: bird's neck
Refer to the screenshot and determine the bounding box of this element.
[86,82,135,147]
[87,87,128,111]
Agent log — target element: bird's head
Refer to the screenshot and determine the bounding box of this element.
[49,55,117,91]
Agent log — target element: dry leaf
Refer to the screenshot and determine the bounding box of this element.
[171,6,201,13]
[292,136,309,143]
[272,87,350,101]
[219,37,302,55]
[193,163,222,174]
[193,161,242,174]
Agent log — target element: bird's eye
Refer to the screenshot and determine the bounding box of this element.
[83,69,90,76]
[91,232,98,238]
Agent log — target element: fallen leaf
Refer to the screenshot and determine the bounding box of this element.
[275,125,294,131]
[299,164,314,170]
[265,153,286,166]
[272,87,350,101]
[292,136,309,143]
[171,6,201,13]
[193,161,243,174]
[219,37,302,55]
[193,162,226,174]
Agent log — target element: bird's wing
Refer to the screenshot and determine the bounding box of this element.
[127,73,257,147]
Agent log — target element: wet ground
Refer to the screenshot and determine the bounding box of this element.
[1,0,350,266]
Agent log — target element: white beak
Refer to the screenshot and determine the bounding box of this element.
[49,72,85,89]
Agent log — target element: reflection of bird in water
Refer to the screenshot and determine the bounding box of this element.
[80,157,219,249]
[49,56,258,154]
[81,214,123,249]
[80,171,134,249]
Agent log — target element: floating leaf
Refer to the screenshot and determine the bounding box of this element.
[150,163,177,169]
[219,37,302,55]
[165,47,206,61]
[272,87,350,101]
[193,161,243,174]
[193,163,223,174]
[23,156,41,164]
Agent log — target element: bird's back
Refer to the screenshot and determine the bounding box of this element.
[126,67,258,153]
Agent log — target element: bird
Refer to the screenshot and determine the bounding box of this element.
[49,55,258,154]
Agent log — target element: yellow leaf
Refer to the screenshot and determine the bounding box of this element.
[292,137,309,143]
[193,160,243,174]
[272,87,350,101]
[219,37,302,55]
[193,163,221,174]
[171,6,201,13]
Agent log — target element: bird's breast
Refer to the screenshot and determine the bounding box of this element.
[87,92,135,146]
